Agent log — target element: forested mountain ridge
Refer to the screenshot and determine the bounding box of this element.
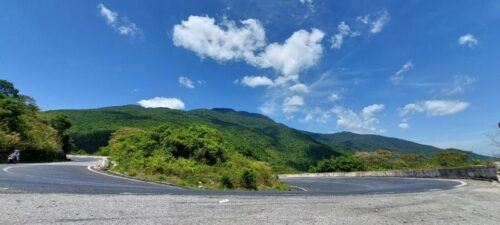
[46,105,490,170]
[306,131,489,161]
[46,105,344,171]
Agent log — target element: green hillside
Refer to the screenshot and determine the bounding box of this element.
[45,105,344,171]
[306,131,489,161]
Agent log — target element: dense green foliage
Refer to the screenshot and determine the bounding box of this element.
[0,79,69,162]
[312,149,489,172]
[46,106,344,171]
[101,124,288,190]
[311,155,365,172]
[307,131,489,161]
[49,114,75,154]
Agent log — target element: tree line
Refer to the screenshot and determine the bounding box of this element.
[0,79,74,162]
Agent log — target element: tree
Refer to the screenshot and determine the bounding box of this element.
[0,79,61,161]
[0,79,19,99]
[49,114,75,154]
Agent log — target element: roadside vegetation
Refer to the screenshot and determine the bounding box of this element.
[310,149,491,173]
[0,79,74,162]
[99,124,290,190]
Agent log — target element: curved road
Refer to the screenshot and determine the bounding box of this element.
[0,157,464,196]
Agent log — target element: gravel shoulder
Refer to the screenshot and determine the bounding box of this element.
[0,180,499,225]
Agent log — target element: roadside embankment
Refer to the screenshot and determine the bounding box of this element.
[279,166,498,181]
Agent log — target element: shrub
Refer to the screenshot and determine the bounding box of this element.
[220,175,234,189]
[241,169,258,190]
[101,124,284,190]
[313,155,365,172]
[432,151,468,168]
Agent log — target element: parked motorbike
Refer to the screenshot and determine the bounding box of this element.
[7,155,18,164]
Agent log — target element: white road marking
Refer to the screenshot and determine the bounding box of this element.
[86,165,183,190]
[2,166,13,173]
[291,185,308,192]
[454,180,467,188]
[218,199,229,204]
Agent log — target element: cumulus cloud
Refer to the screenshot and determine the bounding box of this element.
[173,15,266,61]
[398,122,410,130]
[253,28,324,77]
[330,22,360,49]
[289,83,309,93]
[399,100,469,116]
[445,75,476,95]
[357,10,390,34]
[97,3,141,37]
[240,75,274,88]
[390,61,413,84]
[458,34,478,47]
[282,95,305,113]
[137,97,185,109]
[173,15,324,79]
[331,104,385,133]
[173,15,327,118]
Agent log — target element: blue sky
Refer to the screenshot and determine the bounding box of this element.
[1,0,499,155]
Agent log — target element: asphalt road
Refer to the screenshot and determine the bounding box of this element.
[0,157,463,196]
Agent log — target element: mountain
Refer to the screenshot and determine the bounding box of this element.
[45,105,345,171]
[45,105,490,170]
[306,131,489,161]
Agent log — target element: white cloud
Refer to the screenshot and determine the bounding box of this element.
[302,107,330,123]
[173,15,324,79]
[299,0,315,13]
[331,104,385,133]
[458,34,478,47]
[137,97,185,109]
[357,10,390,34]
[282,95,305,113]
[240,75,274,88]
[97,3,141,37]
[253,28,324,77]
[172,15,327,119]
[273,74,299,86]
[445,75,476,95]
[400,100,469,116]
[259,101,277,116]
[329,93,341,102]
[173,15,266,62]
[289,83,309,93]
[179,76,195,89]
[398,122,410,130]
[330,22,360,49]
[390,61,413,84]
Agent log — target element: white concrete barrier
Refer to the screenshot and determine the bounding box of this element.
[279,166,498,181]
[66,155,109,169]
